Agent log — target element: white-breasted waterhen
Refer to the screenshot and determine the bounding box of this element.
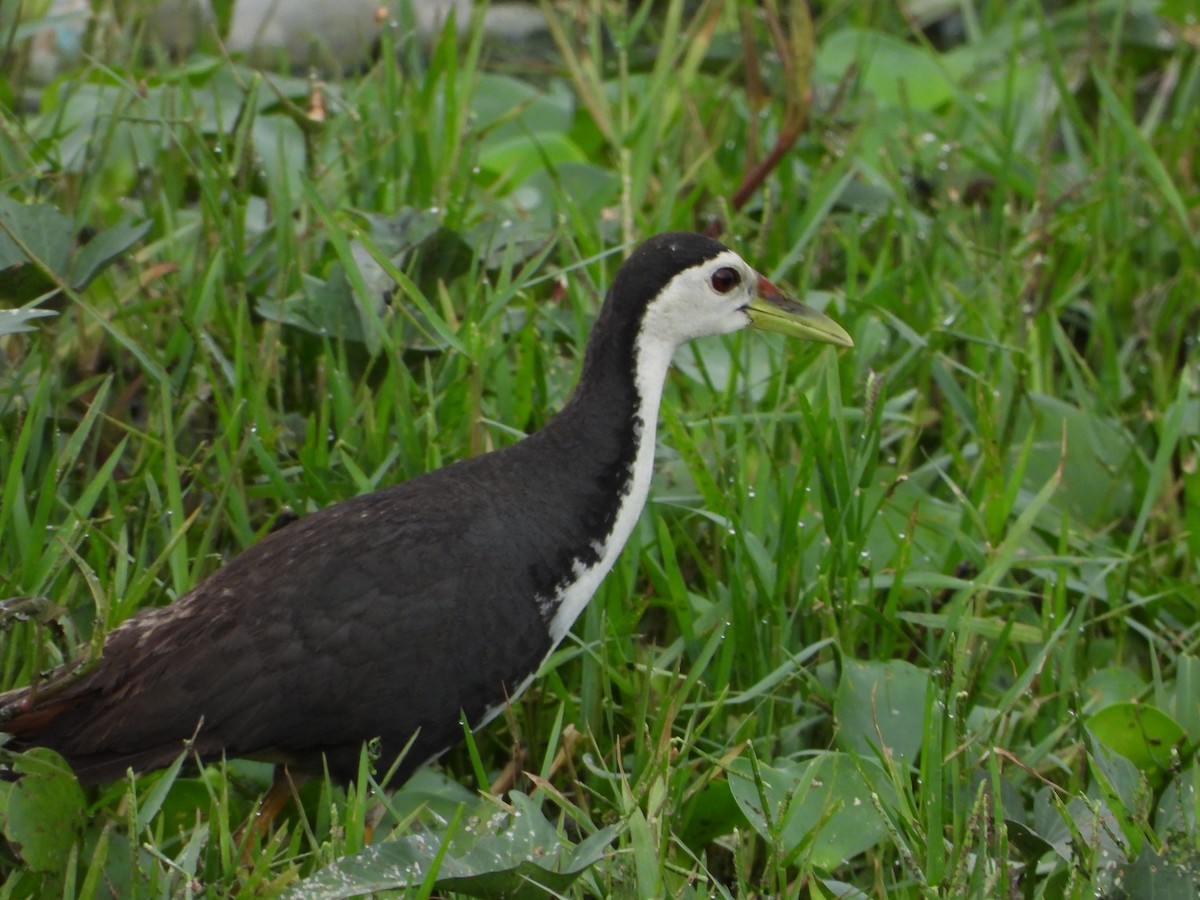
[0,232,851,797]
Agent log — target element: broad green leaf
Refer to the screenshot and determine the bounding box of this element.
[517,162,619,226]
[1087,703,1186,772]
[0,748,86,873]
[816,29,954,111]
[289,791,616,899]
[1089,737,1150,853]
[1017,394,1135,527]
[1083,666,1148,711]
[0,198,72,274]
[1117,848,1200,899]
[1156,765,1199,837]
[835,658,929,761]
[728,752,895,869]
[0,199,74,302]
[69,216,152,290]
[251,114,307,205]
[470,74,574,142]
[478,133,586,185]
[256,270,366,341]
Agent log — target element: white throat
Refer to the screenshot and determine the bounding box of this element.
[544,329,677,645]
[541,246,755,647]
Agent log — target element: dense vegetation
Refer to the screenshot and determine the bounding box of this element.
[1,0,1198,896]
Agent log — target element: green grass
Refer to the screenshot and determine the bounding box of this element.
[1,0,1199,896]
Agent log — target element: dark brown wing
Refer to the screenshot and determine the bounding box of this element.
[0,452,557,785]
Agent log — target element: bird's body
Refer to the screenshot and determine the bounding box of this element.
[0,232,851,787]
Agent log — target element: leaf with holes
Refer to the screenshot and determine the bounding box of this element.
[0,749,86,873]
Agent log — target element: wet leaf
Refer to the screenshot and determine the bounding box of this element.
[728,752,895,869]
[835,658,929,762]
[288,791,616,899]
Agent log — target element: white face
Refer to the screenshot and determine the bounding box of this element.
[638,249,760,350]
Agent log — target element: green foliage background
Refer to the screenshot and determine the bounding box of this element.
[1,0,1198,896]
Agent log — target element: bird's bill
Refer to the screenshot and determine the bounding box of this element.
[746,275,854,348]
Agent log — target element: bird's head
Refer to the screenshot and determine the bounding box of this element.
[619,232,854,352]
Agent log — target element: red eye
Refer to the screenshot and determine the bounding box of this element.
[711,266,741,294]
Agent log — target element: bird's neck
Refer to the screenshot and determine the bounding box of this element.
[534,323,678,644]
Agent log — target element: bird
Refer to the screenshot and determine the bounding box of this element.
[0,231,851,793]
